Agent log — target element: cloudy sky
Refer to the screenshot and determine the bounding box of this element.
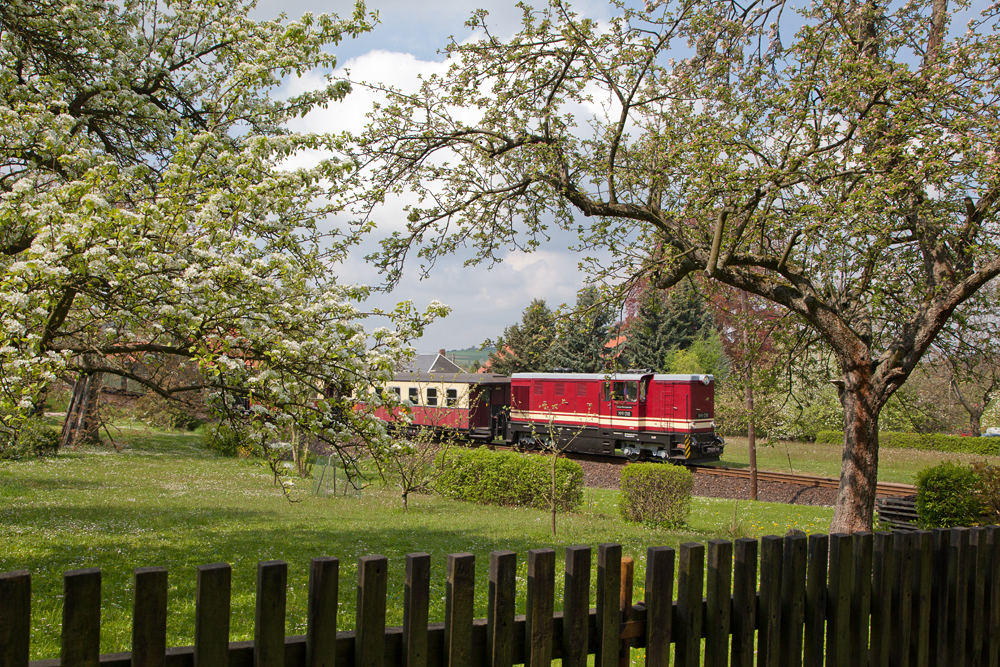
[248,0,620,353]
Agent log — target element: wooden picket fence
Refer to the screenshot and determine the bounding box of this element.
[2,527,1000,667]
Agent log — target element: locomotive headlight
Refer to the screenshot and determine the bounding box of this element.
[701,375,711,385]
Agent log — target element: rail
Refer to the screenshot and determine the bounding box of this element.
[689,465,917,498]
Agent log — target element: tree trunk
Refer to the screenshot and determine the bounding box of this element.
[60,371,103,448]
[830,387,881,532]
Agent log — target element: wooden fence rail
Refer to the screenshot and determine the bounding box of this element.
[3,528,1000,667]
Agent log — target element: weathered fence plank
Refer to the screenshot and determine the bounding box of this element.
[133,567,168,667]
[308,557,339,667]
[780,533,806,667]
[931,528,949,667]
[950,529,971,666]
[969,528,988,666]
[256,560,288,667]
[0,570,30,667]
[703,540,731,667]
[561,547,589,667]
[595,544,621,667]
[195,563,231,667]
[803,534,827,667]
[643,546,673,667]
[355,556,388,667]
[851,532,873,667]
[445,554,475,667]
[674,543,703,667]
[487,552,516,667]
[730,538,757,667]
[758,535,782,667]
[988,527,1000,667]
[61,568,101,667]
[912,530,933,667]
[826,533,852,667]
[402,554,428,667]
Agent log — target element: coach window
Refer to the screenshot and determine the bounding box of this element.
[446,388,458,407]
[426,388,438,406]
[389,386,401,399]
[408,387,419,404]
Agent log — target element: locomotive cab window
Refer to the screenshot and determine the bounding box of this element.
[446,388,458,406]
[426,388,438,406]
[612,381,638,402]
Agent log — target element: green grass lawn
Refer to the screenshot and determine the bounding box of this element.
[1,426,833,660]
[712,435,1000,484]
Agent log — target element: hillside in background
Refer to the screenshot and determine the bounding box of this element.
[446,346,495,371]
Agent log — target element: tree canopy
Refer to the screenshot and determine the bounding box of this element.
[350,0,1000,530]
[485,298,555,375]
[0,0,444,458]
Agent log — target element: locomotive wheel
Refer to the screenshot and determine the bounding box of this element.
[625,449,640,462]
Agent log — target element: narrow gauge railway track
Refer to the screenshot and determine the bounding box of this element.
[689,464,916,498]
[490,444,916,498]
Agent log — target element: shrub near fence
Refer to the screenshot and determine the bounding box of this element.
[4,528,1000,667]
[816,430,1000,456]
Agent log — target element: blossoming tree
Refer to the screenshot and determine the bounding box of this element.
[0,0,446,456]
[348,0,1000,531]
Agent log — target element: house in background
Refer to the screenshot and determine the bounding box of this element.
[402,349,465,375]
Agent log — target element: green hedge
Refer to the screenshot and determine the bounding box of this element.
[915,461,987,528]
[619,463,693,528]
[435,447,584,511]
[815,430,1000,456]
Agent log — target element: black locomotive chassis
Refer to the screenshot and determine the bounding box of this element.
[503,420,723,462]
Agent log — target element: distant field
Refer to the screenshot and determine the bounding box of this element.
[715,435,1000,485]
[445,346,495,369]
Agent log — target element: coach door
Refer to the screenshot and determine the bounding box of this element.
[599,381,614,433]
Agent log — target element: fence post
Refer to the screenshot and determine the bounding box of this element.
[758,535,782,667]
[132,567,168,667]
[562,547,590,667]
[704,540,732,667]
[195,563,231,667]
[730,538,758,667]
[488,551,517,667]
[446,553,475,667]
[781,533,806,667]
[644,546,674,667]
[803,535,827,667]
[308,557,339,667]
[62,568,101,667]
[826,533,853,667]
[356,555,388,667]
[596,544,622,667]
[256,560,287,667]
[0,570,30,667]
[525,549,555,667]
[618,557,634,667]
[674,542,704,667]
[403,554,429,667]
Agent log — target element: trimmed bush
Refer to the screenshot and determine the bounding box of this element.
[915,460,984,528]
[815,430,1000,456]
[972,461,1000,524]
[619,463,693,528]
[435,447,583,511]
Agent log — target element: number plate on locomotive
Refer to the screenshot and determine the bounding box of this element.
[697,412,710,419]
[616,409,632,417]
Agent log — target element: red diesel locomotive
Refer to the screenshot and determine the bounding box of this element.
[374,370,724,463]
[506,372,724,462]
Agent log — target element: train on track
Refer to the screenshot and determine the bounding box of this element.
[371,370,724,463]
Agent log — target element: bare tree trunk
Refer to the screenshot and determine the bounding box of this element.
[830,387,880,532]
[60,370,103,448]
[950,379,985,437]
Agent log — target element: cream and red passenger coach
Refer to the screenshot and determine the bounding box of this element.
[506,372,724,462]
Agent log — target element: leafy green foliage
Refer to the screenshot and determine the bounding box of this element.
[815,431,1000,457]
[624,282,715,373]
[915,461,984,528]
[435,447,583,511]
[205,422,251,458]
[545,287,616,373]
[618,463,693,528]
[972,462,1000,525]
[485,299,556,374]
[0,419,60,460]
